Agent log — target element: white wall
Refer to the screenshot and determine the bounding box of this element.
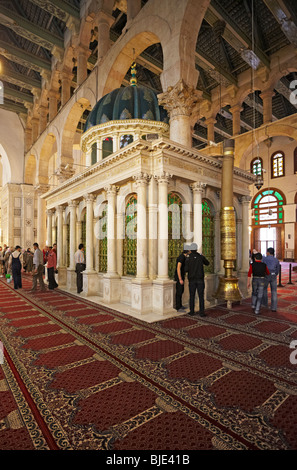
[0,109,24,185]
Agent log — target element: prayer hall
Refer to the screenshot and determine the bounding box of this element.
[0,0,297,452]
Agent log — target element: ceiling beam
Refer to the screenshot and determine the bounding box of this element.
[262,0,297,47]
[0,5,64,55]
[195,50,237,87]
[0,59,42,90]
[0,100,28,115]
[28,0,80,33]
[3,84,34,104]
[208,0,270,69]
[0,39,52,73]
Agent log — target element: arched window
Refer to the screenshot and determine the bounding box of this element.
[91,143,97,165]
[98,203,108,273]
[251,157,263,176]
[123,194,137,276]
[168,192,184,279]
[202,199,214,273]
[102,137,113,159]
[252,189,285,226]
[271,151,284,178]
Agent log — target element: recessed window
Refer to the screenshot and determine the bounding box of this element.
[271,151,284,178]
[102,137,113,159]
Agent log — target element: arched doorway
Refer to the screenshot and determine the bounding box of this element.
[251,188,286,259]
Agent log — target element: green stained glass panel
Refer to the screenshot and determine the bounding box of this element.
[202,200,214,274]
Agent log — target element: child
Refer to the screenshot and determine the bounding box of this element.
[247,253,270,315]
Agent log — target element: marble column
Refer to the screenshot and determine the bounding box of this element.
[153,172,175,316]
[82,194,97,296]
[191,182,206,252]
[131,173,151,315]
[67,200,78,290]
[148,175,158,280]
[103,185,120,303]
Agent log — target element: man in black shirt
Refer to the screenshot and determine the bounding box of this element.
[174,244,190,312]
[185,243,209,317]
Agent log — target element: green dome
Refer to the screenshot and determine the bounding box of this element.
[84,84,169,132]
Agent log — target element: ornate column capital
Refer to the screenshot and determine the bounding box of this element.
[158,79,203,118]
[54,164,75,183]
[155,171,172,184]
[55,204,65,213]
[68,200,79,208]
[83,193,95,203]
[133,172,149,186]
[46,208,54,216]
[240,195,252,205]
[191,182,207,194]
[104,184,119,196]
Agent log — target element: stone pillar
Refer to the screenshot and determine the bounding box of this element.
[77,45,90,86]
[260,90,275,124]
[39,105,48,135]
[48,89,59,121]
[158,79,202,147]
[191,182,206,252]
[46,209,53,246]
[31,117,39,142]
[25,125,32,152]
[76,220,82,246]
[62,214,68,267]
[229,104,243,136]
[103,185,120,303]
[204,117,216,144]
[61,70,73,106]
[96,11,114,62]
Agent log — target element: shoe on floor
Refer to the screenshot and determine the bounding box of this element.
[199,311,206,317]
[187,311,196,316]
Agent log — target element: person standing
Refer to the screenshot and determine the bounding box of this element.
[185,243,209,317]
[31,243,46,292]
[74,243,85,294]
[174,244,190,312]
[262,247,280,312]
[47,246,58,290]
[247,252,270,315]
[0,246,4,277]
[9,246,23,289]
[26,248,34,273]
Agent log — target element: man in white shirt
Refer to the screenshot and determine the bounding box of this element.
[74,243,85,293]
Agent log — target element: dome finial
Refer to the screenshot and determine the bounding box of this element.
[130,61,137,86]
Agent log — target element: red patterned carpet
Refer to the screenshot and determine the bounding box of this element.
[0,263,297,450]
